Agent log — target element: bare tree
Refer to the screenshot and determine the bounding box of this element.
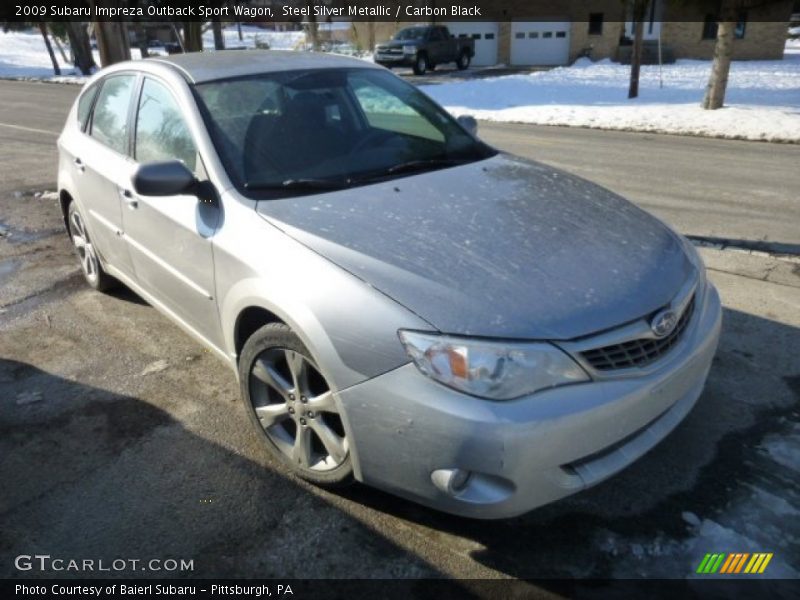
[94,20,131,66]
[182,22,203,52]
[134,23,149,58]
[65,22,96,75]
[38,22,61,76]
[212,20,225,50]
[306,1,320,50]
[627,0,647,99]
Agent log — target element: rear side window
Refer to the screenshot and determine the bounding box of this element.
[90,74,137,155]
[134,78,197,172]
[77,83,99,131]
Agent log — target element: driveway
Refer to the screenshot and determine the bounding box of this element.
[1,80,798,582]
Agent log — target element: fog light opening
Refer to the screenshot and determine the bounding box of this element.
[431,468,472,497]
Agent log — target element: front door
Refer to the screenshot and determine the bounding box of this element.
[122,76,222,348]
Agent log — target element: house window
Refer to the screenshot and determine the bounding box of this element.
[485,33,495,40]
[588,13,603,35]
[528,32,538,39]
[515,32,524,39]
[702,15,717,40]
[735,13,747,39]
[543,32,553,38]
[556,31,567,38]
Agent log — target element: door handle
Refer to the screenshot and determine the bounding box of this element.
[120,188,138,209]
[73,157,85,173]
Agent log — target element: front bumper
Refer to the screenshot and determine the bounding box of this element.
[374,52,415,67]
[337,282,723,519]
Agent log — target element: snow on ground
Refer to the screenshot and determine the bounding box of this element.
[421,49,800,142]
[0,29,87,83]
[0,27,305,84]
[2,29,799,141]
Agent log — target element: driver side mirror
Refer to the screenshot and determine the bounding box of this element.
[133,160,197,197]
[457,115,478,137]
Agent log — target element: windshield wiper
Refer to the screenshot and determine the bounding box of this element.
[244,177,352,191]
[385,158,470,176]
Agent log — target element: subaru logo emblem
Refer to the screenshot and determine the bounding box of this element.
[651,309,678,338]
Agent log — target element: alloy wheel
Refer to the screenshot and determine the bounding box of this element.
[69,209,98,284]
[248,347,348,471]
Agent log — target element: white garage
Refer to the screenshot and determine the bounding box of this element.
[510,21,571,66]
[444,22,499,66]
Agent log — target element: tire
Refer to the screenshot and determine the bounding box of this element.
[239,323,354,487]
[412,53,428,75]
[67,201,115,292]
[457,52,471,70]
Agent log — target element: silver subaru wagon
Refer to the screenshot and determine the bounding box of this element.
[57,51,722,518]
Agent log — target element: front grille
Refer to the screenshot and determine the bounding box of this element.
[376,47,402,54]
[581,296,696,371]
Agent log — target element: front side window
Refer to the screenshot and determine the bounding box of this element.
[194,68,494,196]
[90,74,137,155]
[135,78,197,172]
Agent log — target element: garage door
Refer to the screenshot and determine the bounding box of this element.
[444,22,499,66]
[510,21,570,66]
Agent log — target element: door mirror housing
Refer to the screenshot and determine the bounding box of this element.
[457,115,478,136]
[133,160,197,197]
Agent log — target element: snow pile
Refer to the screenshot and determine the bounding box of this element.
[421,53,800,142]
[0,29,87,82]
[0,27,306,83]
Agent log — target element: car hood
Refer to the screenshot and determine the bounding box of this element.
[256,154,693,340]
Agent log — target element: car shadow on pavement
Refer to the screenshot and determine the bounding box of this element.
[0,358,447,581]
[334,306,800,579]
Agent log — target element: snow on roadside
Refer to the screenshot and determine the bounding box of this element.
[421,50,800,143]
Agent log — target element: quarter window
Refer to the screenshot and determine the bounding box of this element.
[90,74,137,155]
[77,83,100,131]
[134,78,197,172]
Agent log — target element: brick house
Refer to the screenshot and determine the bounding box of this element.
[351,0,792,66]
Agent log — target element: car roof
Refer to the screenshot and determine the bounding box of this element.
[146,50,380,83]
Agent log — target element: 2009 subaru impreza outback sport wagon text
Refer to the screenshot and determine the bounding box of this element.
[57,50,722,519]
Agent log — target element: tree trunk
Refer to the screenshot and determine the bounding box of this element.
[135,23,149,58]
[212,20,225,50]
[367,19,375,52]
[237,22,243,41]
[306,1,320,51]
[628,17,644,99]
[183,22,203,52]
[38,22,61,76]
[49,26,70,62]
[65,22,96,75]
[702,20,735,110]
[94,21,131,66]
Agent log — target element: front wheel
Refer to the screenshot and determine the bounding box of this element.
[457,52,471,70]
[239,323,353,487]
[412,53,428,75]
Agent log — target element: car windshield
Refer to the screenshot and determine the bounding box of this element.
[194,68,494,196]
[393,27,427,41]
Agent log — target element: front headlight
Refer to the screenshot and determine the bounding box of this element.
[398,331,590,400]
[402,45,417,54]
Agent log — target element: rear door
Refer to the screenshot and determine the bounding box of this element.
[74,73,138,277]
[121,76,222,347]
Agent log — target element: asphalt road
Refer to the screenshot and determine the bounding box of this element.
[1,80,799,584]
